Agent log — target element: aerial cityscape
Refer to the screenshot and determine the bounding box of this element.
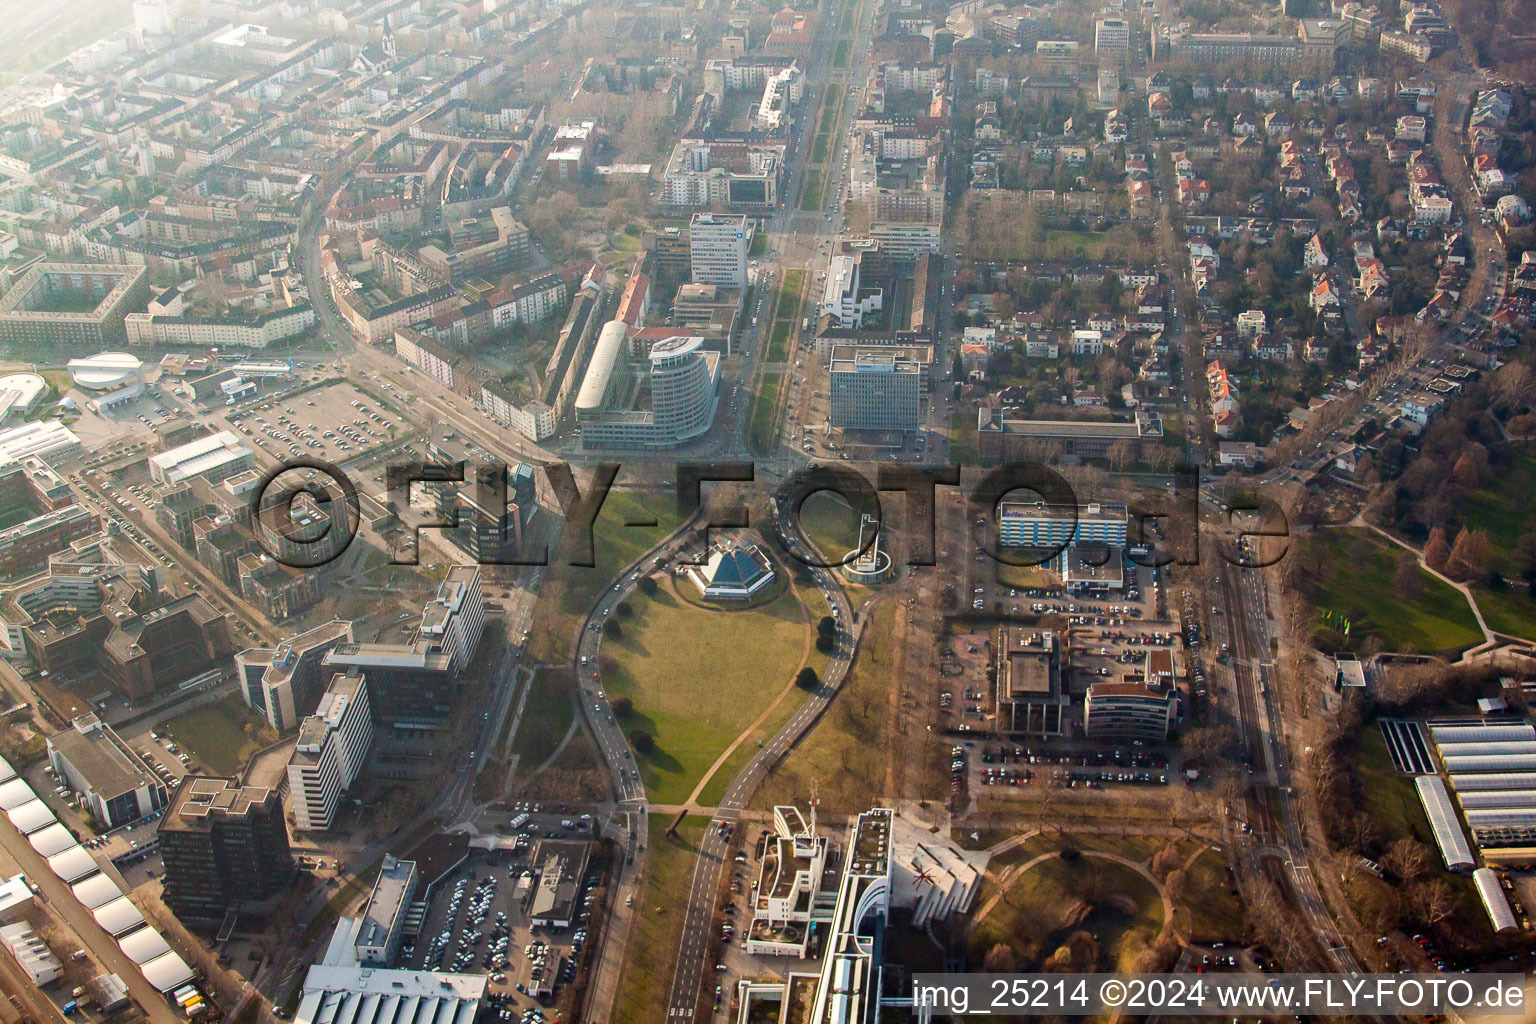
[0,0,1534,1020]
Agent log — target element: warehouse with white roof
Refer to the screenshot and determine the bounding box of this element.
[295,965,486,1024]
[66,352,144,391]
[0,421,84,465]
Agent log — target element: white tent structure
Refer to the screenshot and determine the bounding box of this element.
[1448,772,1536,791]
[118,926,171,965]
[93,897,146,937]
[140,950,194,992]
[1435,741,1536,759]
[71,872,120,910]
[1432,724,1536,745]
[1414,775,1475,869]
[1456,790,1536,810]
[48,846,100,883]
[1473,868,1519,933]
[27,823,77,858]
[0,778,35,810]
[1442,754,1536,773]
[7,799,56,834]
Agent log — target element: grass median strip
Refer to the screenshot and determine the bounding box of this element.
[613,819,707,1021]
[748,372,784,455]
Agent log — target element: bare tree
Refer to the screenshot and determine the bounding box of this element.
[1381,837,1433,883]
[1409,878,1458,928]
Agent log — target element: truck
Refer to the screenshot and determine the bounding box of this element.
[509,813,531,830]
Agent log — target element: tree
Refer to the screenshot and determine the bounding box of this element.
[1408,877,1458,927]
[815,634,835,654]
[1393,550,1423,600]
[603,619,623,638]
[1382,837,1433,883]
[1423,526,1451,573]
[1448,528,1490,581]
[616,601,633,618]
[1450,451,1480,490]
[611,697,634,719]
[637,576,659,597]
[982,943,1020,973]
[817,616,837,636]
[1150,843,1183,881]
[1163,868,1188,905]
[631,731,655,755]
[796,667,819,690]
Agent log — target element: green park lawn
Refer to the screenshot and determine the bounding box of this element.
[1301,529,1482,653]
[812,131,831,163]
[602,582,808,805]
[1472,584,1536,641]
[747,372,783,455]
[1356,725,1432,846]
[759,601,896,815]
[509,668,575,767]
[799,169,823,211]
[529,485,682,664]
[161,696,272,776]
[1043,229,1109,258]
[796,490,865,563]
[1178,847,1246,943]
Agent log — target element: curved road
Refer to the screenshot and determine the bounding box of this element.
[659,511,861,1020]
[568,497,862,1022]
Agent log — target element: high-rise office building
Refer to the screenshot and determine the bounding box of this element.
[1095,16,1131,56]
[236,620,355,731]
[829,351,921,432]
[158,777,294,920]
[287,671,374,831]
[689,214,749,289]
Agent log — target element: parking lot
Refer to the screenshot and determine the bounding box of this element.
[939,560,1188,800]
[401,845,596,1011]
[229,380,406,467]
